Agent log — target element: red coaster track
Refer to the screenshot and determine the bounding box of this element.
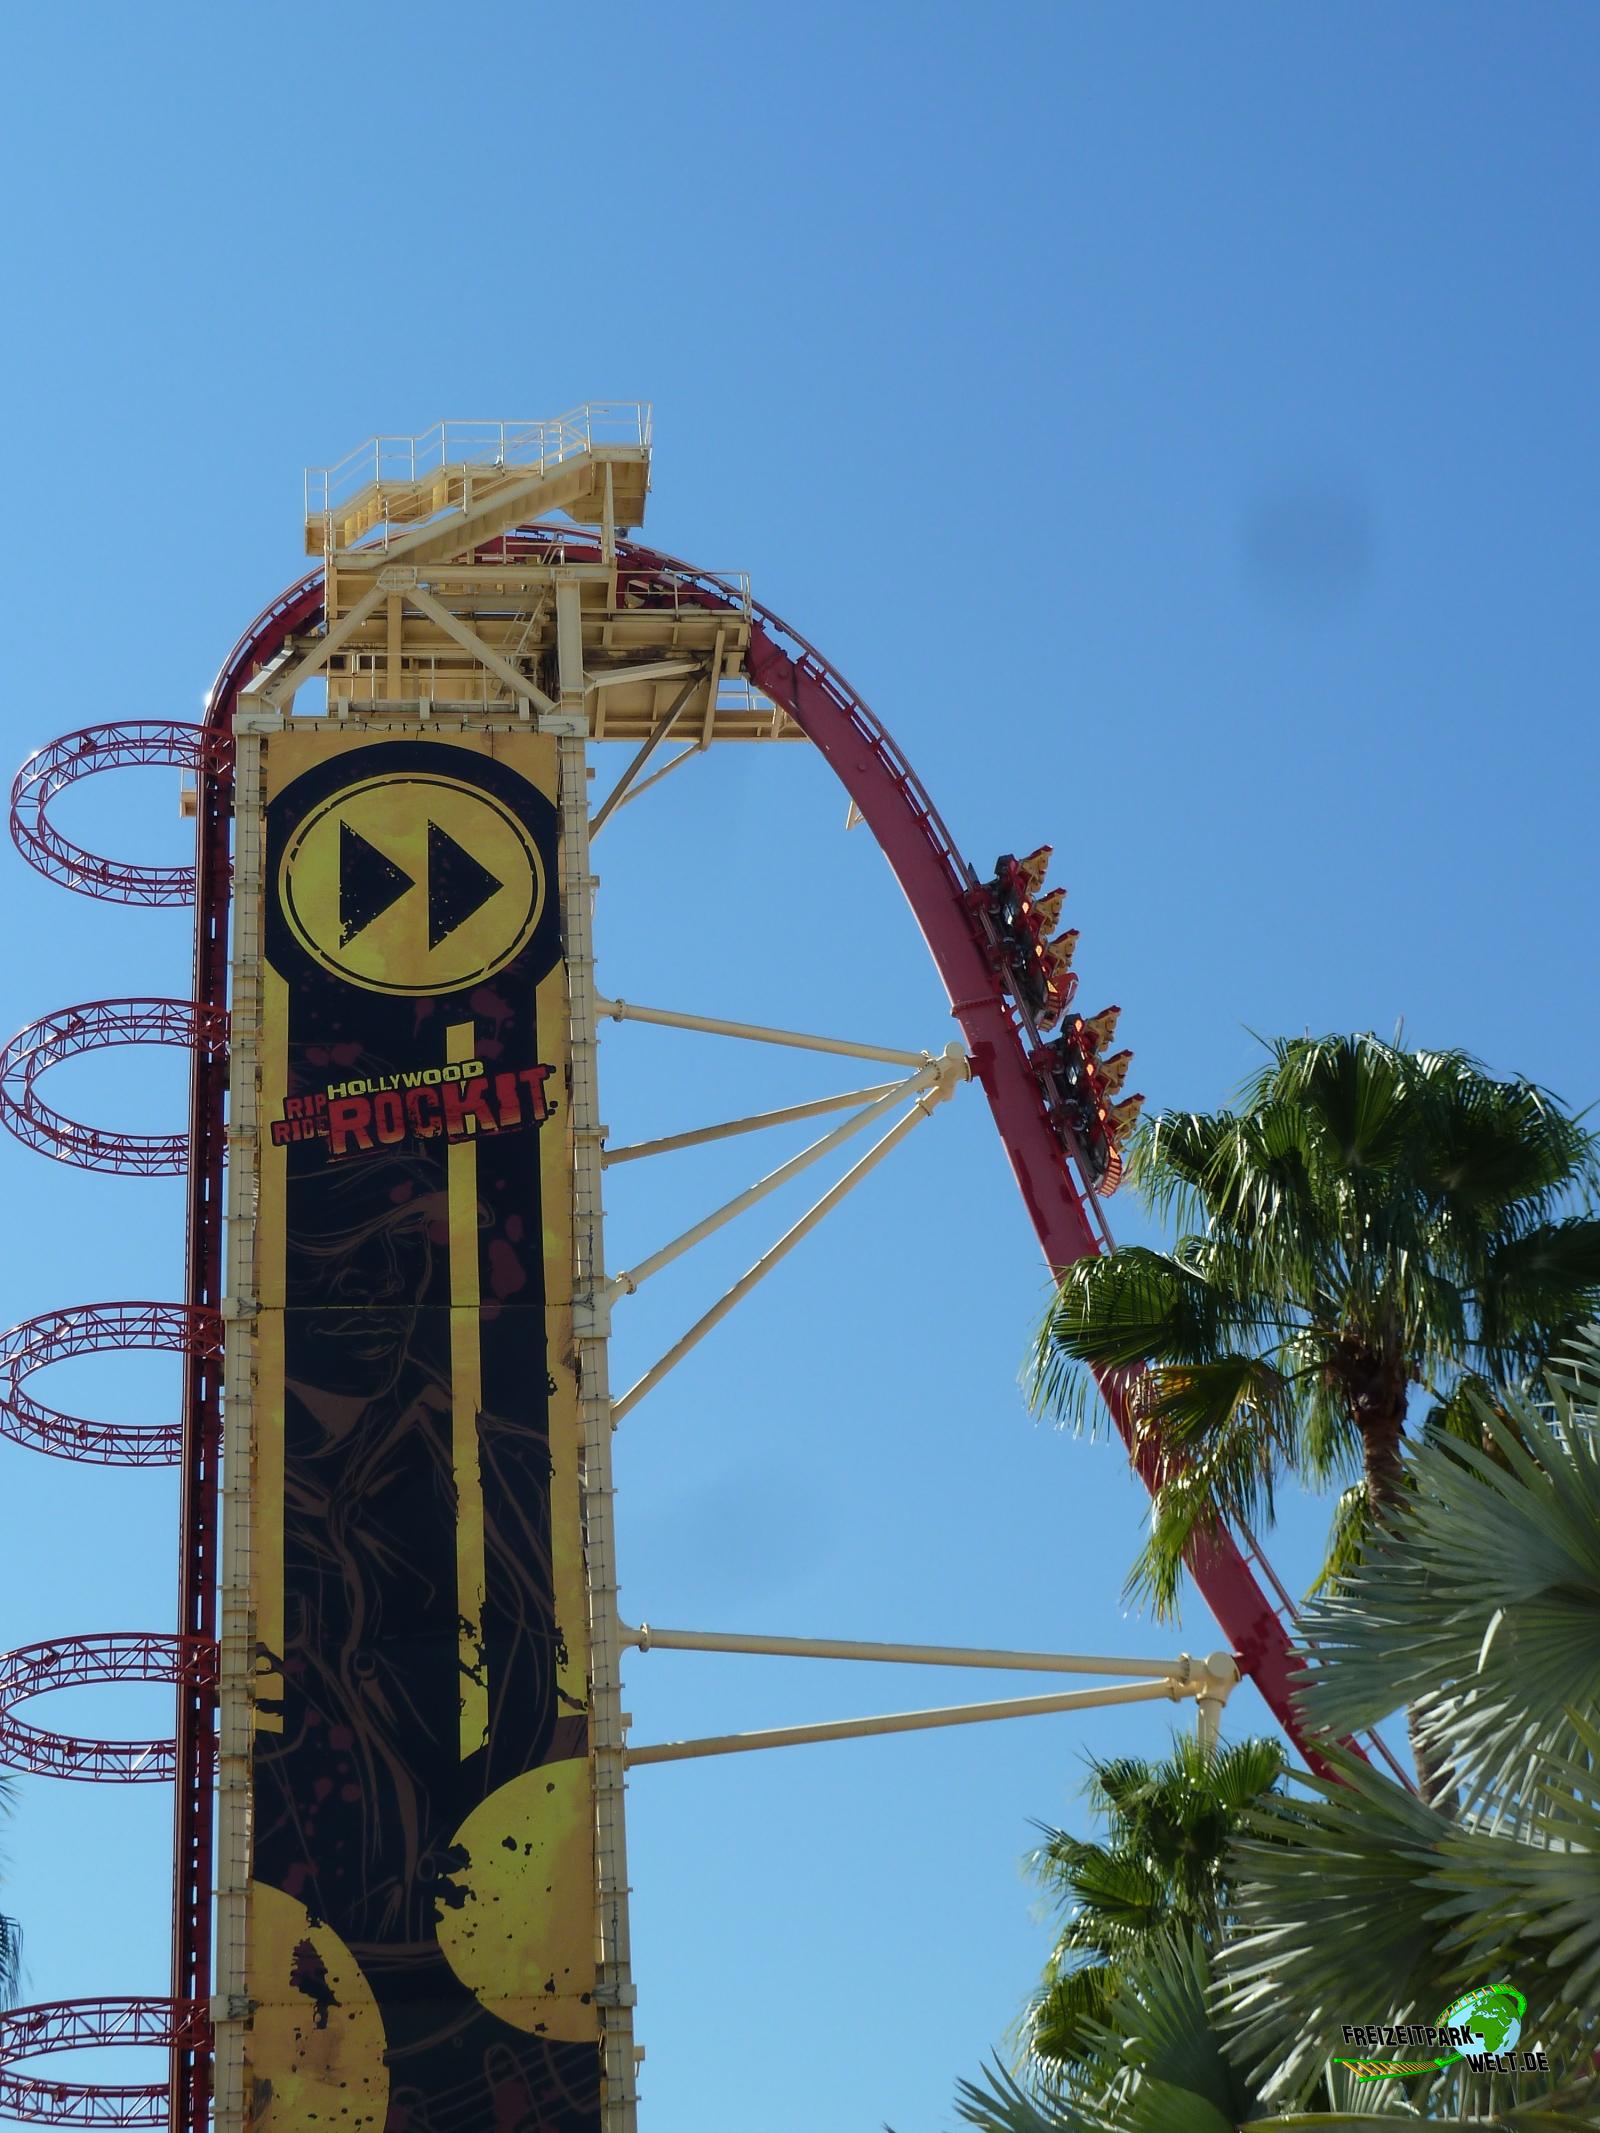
[0,1001,224,1176]
[0,1304,216,1466]
[0,531,1388,2130]
[0,1634,211,1784]
[0,2000,205,2128]
[9,726,218,908]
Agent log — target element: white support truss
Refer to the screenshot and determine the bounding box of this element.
[608,1055,961,1297]
[596,995,928,1069]
[627,1680,1190,1766]
[590,671,708,839]
[601,1079,908,1167]
[606,740,702,816]
[610,1069,962,1424]
[618,1626,1239,1767]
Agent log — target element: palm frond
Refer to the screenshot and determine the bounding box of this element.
[1126,1401,1295,1617]
[1030,1248,1272,1430]
[1125,1110,1238,1232]
[1217,1753,1448,2097]
[0,1912,18,2012]
[1218,1749,1600,2111]
[1251,1033,1416,1180]
[1204,1736,1290,1815]
[1474,1218,1600,1377]
[1303,1483,1370,1600]
[1023,1963,1120,2072]
[1248,2054,1421,2121]
[1409,1051,1600,1218]
[1050,1846,1170,1944]
[1080,1927,1254,2133]
[1546,1318,1600,1403]
[1292,1384,1600,1811]
[1426,1735,1600,2026]
[954,2058,1080,2133]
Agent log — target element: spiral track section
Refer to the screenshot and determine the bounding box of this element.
[9,724,217,907]
[0,725,227,2115]
[0,1001,224,1176]
[0,2001,206,2128]
[0,1635,213,1784]
[0,1304,216,1466]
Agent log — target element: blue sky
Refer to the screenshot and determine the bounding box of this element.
[2,4,1598,2127]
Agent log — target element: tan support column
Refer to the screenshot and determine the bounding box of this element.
[212,706,272,2133]
[554,577,639,2131]
[385,591,404,702]
[1195,1651,1239,1756]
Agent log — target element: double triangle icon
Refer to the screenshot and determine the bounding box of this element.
[339,819,503,949]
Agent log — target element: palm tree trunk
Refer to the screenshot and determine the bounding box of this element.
[1360,1394,1457,1818]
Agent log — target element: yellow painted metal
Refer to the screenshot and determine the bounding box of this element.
[289,409,795,744]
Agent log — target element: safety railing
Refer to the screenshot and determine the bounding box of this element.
[305,401,653,518]
[615,559,753,623]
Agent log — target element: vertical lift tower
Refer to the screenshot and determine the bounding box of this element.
[0,409,1407,2131]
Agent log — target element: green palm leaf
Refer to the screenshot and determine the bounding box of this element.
[954,2059,1077,2133]
[1025,1962,1121,2069]
[0,1772,18,2012]
[1031,1033,1600,1618]
[1217,1750,1600,2115]
[1292,1383,1600,1811]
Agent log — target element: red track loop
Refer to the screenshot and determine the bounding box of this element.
[9,724,216,906]
[0,1001,225,1175]
[0,1304,218,1466]
[0,1998,207,2126]
[0,1634,212,1783]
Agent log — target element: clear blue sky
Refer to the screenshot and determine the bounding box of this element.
[2,4,1598,2127]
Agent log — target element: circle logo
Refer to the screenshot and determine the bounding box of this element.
[1436,1983,1525,2063]
[279,773,544,995]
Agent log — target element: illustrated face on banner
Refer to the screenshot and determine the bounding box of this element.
[246,730,602,2132]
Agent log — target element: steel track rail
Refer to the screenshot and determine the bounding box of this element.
[146,533,1343,2126]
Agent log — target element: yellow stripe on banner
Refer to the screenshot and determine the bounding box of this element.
[447,1018,490,1760]
[255,964,290,1732]
[536,960,587,1716]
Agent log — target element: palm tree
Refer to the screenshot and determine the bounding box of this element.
[0,1772,19,2010]
[1032,1034,1600,1792]
[944,1734,1286,2132]
[1021,1735,1286,2079]
[956,1934,1434,2132]
[1215,1339,1600,2126]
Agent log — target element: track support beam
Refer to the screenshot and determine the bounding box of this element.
[611,1075,961,1423]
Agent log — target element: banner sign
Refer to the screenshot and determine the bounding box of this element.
[246,730,600,2129]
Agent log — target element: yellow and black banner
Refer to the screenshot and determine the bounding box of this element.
[246,729,600,2129]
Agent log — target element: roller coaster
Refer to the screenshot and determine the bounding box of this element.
[0,407,1405,2131]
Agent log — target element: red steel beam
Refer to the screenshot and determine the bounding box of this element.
[607,535,1325,1759]
[169,571,320,2133]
